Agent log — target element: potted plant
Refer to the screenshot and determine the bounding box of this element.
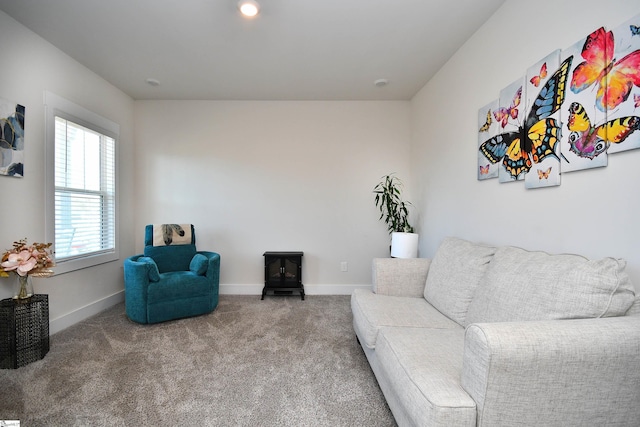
[373,174,419,258]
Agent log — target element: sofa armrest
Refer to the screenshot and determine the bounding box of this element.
[462,317,640,427]
[372,258,431,297]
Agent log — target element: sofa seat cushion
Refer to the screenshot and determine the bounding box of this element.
[147,271,211,303]
[424,237,496,326]
[351,289,460,350]
[376,327,476,427]
[466,246,636,324]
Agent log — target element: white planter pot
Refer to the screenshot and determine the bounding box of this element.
[390,232,419,258]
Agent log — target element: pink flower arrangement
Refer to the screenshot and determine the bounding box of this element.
[1,239,55,278]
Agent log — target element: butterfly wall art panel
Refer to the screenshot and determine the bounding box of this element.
[602,14,640,155]
[477,99,499,180]
[560,30,609,172]
[478,59,571,186]
[524,50,562,189]
[476,79,526,183]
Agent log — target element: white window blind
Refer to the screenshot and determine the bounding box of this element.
[54,117,116,261]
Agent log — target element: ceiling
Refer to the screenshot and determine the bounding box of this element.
[0,0,505,101]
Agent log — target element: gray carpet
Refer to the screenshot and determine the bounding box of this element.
[1,295,396,426]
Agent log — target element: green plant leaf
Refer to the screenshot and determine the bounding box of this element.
[372,173,414,234]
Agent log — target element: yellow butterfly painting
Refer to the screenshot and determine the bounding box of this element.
[566,102,640,159]
[479,56,572,181]
[479,109,492,132]
[537,167,552,179]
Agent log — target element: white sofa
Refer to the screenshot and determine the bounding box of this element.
[351,237,640,427]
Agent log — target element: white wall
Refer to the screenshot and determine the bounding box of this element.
[11,0,634,331]
[0,11,136,332]
[134,100,412,293]
[411,0,640,291]
[0,8,412,329]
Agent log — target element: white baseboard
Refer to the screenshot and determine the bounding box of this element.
[220,284,264,295]
[50,291,124,335]
[219,283,371,296]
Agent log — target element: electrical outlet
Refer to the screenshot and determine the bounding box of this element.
[340,261,348,272]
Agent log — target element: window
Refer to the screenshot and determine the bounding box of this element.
[45,92,119,274]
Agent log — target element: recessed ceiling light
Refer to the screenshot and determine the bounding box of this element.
[145,78,161,87]
[374,79,389,87]
[238,0,260,17]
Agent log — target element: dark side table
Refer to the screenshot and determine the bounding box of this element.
[0,294,50,369]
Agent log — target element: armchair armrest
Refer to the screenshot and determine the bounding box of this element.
[123,254,155,323]
[124,255,151,283]
[462,317,640,427]
[372,258,431,297]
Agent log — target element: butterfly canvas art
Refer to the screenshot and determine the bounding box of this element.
[475,13,640,190]
[479,57,572,184]
[477,99,500,180]
[496,80,524,183]
[561,33,609,172]
[605,14,640,154]
[562,18,640,170]
[524,50,562,189]
[530,62,548,87]
[565,102,640,159]
[479,108,492,133]
[537,167,552,180]
[488,79,525,183]
[494,85,522,129]
[570,26,640,113]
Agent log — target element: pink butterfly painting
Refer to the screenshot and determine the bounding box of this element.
[530,63,548,87]
[493,87,522,128]
[570,27,640,112]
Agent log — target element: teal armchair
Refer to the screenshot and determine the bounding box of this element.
[124,224,220,324]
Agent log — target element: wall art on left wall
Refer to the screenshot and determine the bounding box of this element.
[0,97,26,177]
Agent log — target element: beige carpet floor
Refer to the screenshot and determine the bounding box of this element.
[1,295,396,426]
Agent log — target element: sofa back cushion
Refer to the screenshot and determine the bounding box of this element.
[465,246,636,324]
[424,237,497,326]
[626,296,640,317]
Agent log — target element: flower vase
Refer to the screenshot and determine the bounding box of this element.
[14,275,34,300]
